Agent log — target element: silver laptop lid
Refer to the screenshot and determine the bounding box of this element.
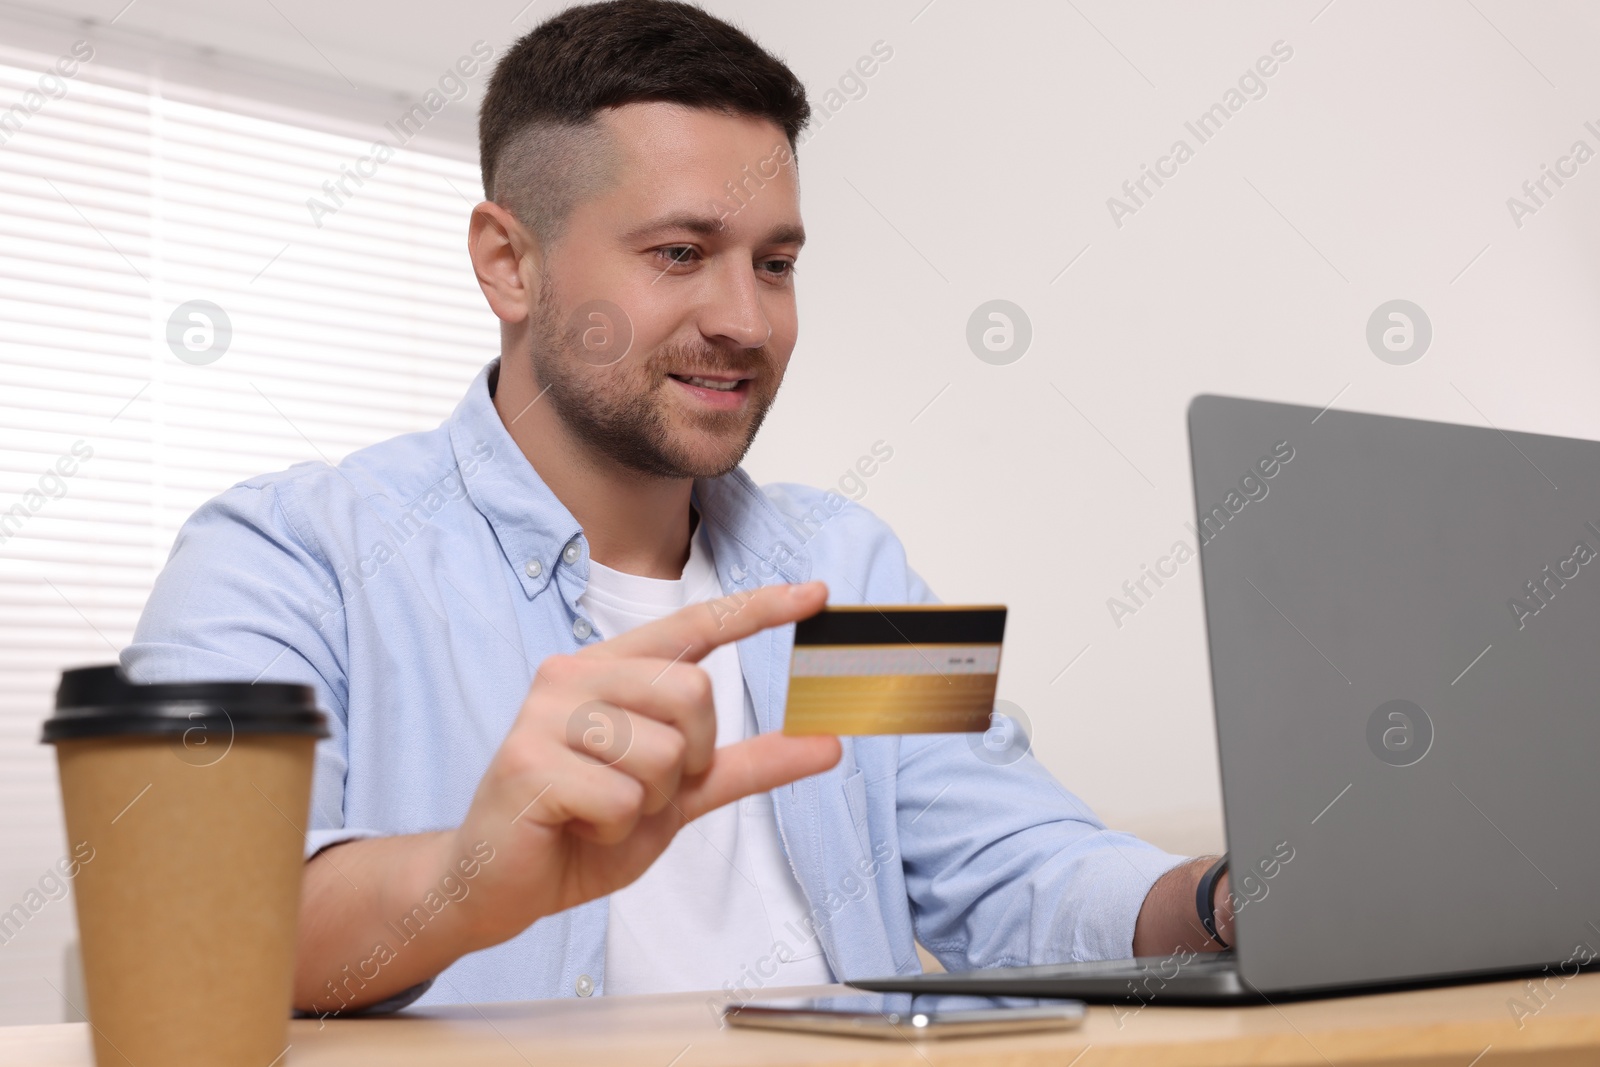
[1190,395,1600,995]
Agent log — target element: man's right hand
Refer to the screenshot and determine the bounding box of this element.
[295,580,840,1012]
[449,578,840,948]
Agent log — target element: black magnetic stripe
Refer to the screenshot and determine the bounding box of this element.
[794,608,1007,646]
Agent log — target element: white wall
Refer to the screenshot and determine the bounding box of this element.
[3,0,1599,1024]
[743,0,1600,846]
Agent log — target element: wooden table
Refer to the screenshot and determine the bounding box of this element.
[7,974,1600,1066]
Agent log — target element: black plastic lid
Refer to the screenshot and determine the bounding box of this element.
[41,664,330,744]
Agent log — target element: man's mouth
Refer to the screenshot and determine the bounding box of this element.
[667,373,746,392]
[665,370,754,410]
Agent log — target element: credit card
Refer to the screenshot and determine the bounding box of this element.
[782,605,1007,735]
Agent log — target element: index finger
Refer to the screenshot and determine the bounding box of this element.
[576,580,828,664]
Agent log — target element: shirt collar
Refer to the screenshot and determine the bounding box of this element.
[447,358,810,599]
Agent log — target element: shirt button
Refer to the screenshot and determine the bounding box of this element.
[524,559,543,579]
[575,974,594,997]
[562,541,582,565]
[572,617,593,640]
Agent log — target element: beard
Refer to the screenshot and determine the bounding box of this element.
[527,272,781,480]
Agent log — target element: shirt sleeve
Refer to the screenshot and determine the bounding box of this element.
[120,476,378,860]
[825,495,1194,965]
[897,732,1192,966]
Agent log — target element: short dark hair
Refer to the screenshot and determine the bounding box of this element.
[479,0,811,245]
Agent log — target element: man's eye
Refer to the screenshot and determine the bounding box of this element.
[658,246,696,265]
[761,259,795,278]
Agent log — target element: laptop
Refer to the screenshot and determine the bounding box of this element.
[850,394,1600,1004]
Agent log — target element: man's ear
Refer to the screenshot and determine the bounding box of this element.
[469,201,543,324]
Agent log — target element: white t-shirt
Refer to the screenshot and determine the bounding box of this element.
[583,512,833,996]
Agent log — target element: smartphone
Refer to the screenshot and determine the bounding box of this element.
[722,992,1085,1040]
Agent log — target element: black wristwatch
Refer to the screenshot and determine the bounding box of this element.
[1195,853,1231,949]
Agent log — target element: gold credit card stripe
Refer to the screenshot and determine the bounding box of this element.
[784,673,999,735]
[789,644,1001,677]
[785,708,994,735]
[786,717,995,736]
[788,691,998,710]
[787,674,998,697]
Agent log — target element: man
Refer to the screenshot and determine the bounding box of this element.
[124,0,1233,1017]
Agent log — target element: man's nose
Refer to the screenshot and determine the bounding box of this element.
[698,261,771,350]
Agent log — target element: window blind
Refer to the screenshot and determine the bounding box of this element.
[0,40,496,1024]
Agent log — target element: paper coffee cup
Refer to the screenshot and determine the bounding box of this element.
[42,665,328,1067]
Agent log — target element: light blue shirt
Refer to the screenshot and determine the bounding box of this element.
[123,358,1189,1010]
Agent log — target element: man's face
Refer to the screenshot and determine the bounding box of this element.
[528,102,804,480]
